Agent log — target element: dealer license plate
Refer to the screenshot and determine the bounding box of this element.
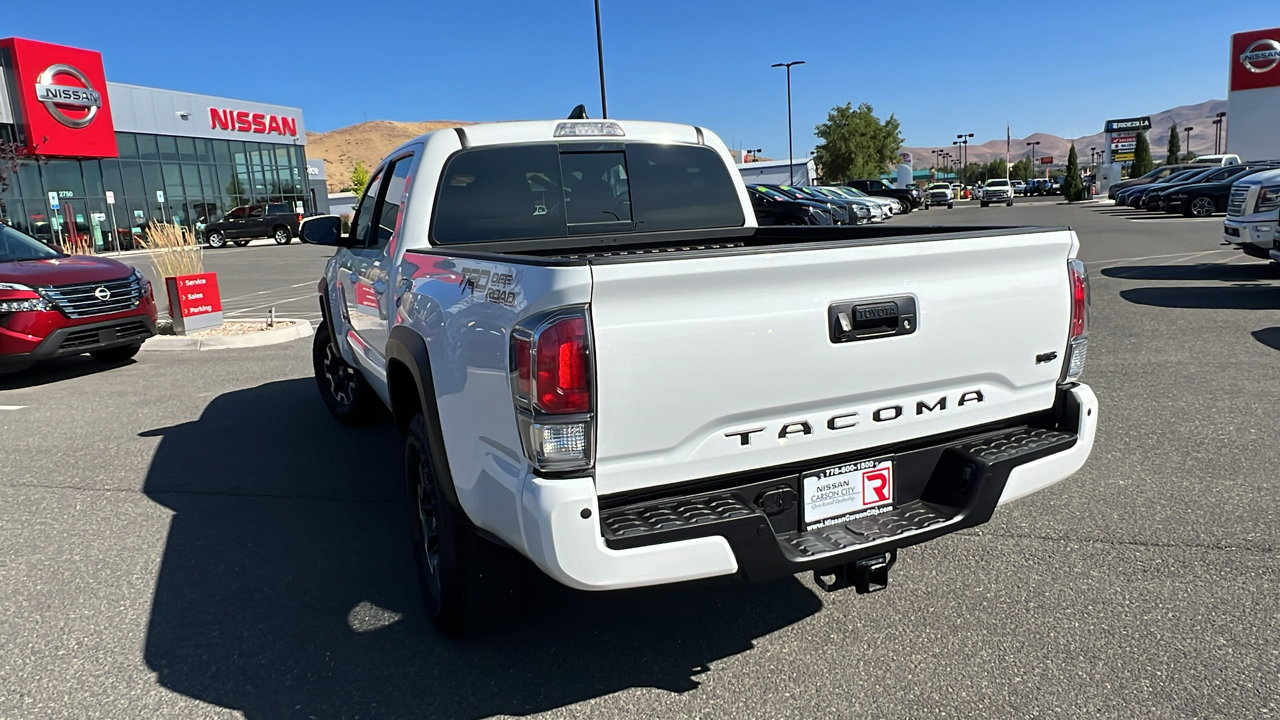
[800,458,894,531]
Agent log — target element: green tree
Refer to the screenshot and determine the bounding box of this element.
[985,158,1008,180]
[1131,131,1154,177]
[812,103,903,182]
[1167,122,1180,165]
[1062,144,1083,201]
[346,161,370,196]
[1010,157,1034,181]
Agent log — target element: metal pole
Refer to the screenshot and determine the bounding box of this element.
[107,202,119,254]
[594,0,607,119]
[786,66,793,184]
[1184,126,1193,159]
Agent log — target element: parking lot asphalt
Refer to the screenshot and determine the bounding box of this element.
[2,204,1278,719]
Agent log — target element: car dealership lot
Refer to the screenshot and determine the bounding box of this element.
[1,206,1278,719]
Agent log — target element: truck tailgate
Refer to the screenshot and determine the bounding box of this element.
[587,229,1078,497]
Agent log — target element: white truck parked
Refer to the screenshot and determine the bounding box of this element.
[299,117,1099,634]
[1223,168,1280,260]
[980,178,1016,207]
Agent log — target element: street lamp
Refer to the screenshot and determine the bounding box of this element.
[1089,146,1097,173]
[956,133,974,180]
[594,0,608,118]
[1213,111,1227,154]
[1026,140,1041,179]
[744,147,762,163]
[1184,126,1193,159]
[770,60,806,185]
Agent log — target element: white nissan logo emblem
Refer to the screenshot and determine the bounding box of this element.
[34,63,103,129]
[94,287,111,301]
[1240,38,1280,74]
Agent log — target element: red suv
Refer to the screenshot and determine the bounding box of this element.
[0,223,158,373]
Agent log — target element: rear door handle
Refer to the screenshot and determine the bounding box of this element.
[829,296,917,343]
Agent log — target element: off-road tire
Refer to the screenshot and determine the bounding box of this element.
[406,413,504,636]
[90,344,141,363]
[312,320,380,426]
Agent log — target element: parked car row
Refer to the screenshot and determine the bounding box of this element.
[1112,163,1280,218]
[747,183,912,226]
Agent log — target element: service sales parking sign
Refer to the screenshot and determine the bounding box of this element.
[0,37,117,157]
[1231,28,1280,92]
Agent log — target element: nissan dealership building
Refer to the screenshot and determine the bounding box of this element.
[0,37,316,251]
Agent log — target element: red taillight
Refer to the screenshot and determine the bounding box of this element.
[1069,259,1088,340]
[535,316,590,414]
[297,213,304,223]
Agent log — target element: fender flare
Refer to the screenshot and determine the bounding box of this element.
[385,325,467,517]
[316,277,339,354]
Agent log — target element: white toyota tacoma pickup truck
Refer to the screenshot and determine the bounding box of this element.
[299,118,1098,634]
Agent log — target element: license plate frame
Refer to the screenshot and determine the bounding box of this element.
[800,458,894,531]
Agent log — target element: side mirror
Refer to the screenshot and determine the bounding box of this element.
[298,215,345,246]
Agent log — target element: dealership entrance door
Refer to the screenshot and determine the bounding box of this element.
[55,199,113,253]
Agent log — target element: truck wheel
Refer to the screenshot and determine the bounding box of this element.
[206,230,227,249]
[406,413,498,636]
[948,202,954,209]
[1006,200,1014,207]
[90,344,141,363]
[273,226,292,245]
[312,320,380,426]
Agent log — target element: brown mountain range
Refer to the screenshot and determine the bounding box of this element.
[306,99,1230,192]
[903,99,1229,170]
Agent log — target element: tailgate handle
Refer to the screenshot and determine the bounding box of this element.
[829,296,917,343]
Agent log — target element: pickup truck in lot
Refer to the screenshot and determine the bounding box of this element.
[1224,167,1280,258]
[299,118,1098,634]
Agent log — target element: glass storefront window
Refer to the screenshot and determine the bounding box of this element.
[196,138,214,163]
[162,163,184,201]
[117,133,139,159]
[177,136,196,162]
[82,161,105,197]
[158,135,180,162]
[17,162,42,199]
[181,164,202,199]
[121,161,145,197]
[137,134,160,161]
[44,160,85,197]
[142,163,164,203]
[100,159,124,199]
[213,139,231,164]
[2,200,27,234]
[230,141,247,166]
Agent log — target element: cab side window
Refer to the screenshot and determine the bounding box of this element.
[350,169,385,247]
[248,206,265,218]
[370,155,414,251]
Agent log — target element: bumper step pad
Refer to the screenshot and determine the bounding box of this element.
[598,424,1077,578]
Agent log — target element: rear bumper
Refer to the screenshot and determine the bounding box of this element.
[519,384,1097,591]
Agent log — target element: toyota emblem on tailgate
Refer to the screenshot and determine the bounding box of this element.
[94,287,111,301]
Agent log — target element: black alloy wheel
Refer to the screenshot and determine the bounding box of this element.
[311,320,380,425]
[206,230,227,249]
[273,226,292,245]
[1187,196,1217,218]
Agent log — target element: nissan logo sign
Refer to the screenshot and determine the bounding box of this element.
[1240,38,1280,74]
[94,286,112,302]
[34,64,102,129]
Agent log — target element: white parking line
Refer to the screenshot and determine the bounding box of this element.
[1128,217,1221,223]
[225,294,317,316]
[0,405,26,411]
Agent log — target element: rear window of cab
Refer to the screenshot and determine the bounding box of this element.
[431,143,745,244]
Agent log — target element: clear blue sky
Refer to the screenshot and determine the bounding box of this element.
[3,1,1269,157]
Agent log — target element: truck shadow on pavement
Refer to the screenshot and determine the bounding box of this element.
[1252,328,1280,351]
[1118,286,1280,311]
[140,378,821,719]
[1102,263,1279,282]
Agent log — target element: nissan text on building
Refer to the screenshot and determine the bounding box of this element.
[0,37,317,251]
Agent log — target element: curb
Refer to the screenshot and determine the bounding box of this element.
[105,237,283,259]
[143,319,314,351]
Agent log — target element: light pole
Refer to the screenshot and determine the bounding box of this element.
[1183,126,1193,159]
[956,133,973,181]
[594,0,608,118]
[1089,147,1097,173]
[770,61,805,185]
[931,149,941,176]
[1213,111,1226,154]
[744,147,762,163]
[1026,140,1041,180]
